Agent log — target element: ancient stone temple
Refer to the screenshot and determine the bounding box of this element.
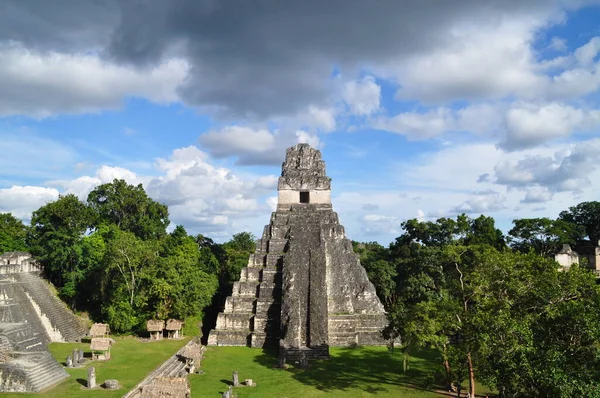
[208,144,387,360]
[0,252,87,392]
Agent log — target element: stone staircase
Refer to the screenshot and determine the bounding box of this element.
[123,340,202,398]
[14,273,87,342]
[0,351,68,392]
[208,215,286,348]
[0,277,50,351]
[209,204,388,349]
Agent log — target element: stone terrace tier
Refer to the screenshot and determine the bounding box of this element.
[208,204,388,349]
[208,144,388,354]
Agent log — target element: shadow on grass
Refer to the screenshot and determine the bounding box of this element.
[75,379,87,387]
[220,379,233,386]
[253,347,443,394]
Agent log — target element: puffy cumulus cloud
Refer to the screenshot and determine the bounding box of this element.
[549,36,568,52]
[546,36,600,99]
[199,126,276,158]
[199,126,321,165]
[450,191,507,214]
[380,15,551,104]
[492,138,600,193]
[521,186,554,203]
[5,0,592,120]
[501,102,600,150]
[0,186,59,219]
[375,103,505,140]
[375,108,455,139]
[145,146,274,233]
[295,130,321,148]
[376,99,600,149]
[2,145,279,239]
[0,43,188,117]
[47,165,142,200]
[361,214,401,235]
[342,76,381,116]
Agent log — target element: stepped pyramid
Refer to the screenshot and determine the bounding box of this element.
[208,144,388,359]
[0,253,88,392]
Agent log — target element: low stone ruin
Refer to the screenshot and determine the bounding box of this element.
[140,376,190,398]
[103,379,119,389]
[208,144,388,364]
[66,348,85,368]
[89,323,110,338]
[555,241,600,276]
[90,337,113,360]
[147,320,165,340]
[166,319,183,339]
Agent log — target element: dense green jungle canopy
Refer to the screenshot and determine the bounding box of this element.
[1,179,600,398]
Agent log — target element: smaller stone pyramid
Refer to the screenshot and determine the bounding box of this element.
[208,144,388,360]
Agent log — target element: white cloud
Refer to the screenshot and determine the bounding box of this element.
[493,138,600,193]
[574,36,600,66]
[2,145,277,239]
[295,130,321,148]
[501,102,600,150]
[199,125,324,165]
[379,16,548,104]
[342,76,381,116]
[521,186,554,203]
[450,191,507,214]
[200,126,276,156]
[375,107,454,139]
[0,43,188,117]
[0,186,59,220]
[548,36,568,52]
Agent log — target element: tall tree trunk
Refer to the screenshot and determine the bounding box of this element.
[442,344,453,390]
[467,351,475,397]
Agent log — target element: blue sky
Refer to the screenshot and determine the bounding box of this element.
[2,1,600,244]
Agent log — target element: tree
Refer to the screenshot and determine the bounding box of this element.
[220,232,256,287]
[558,201,600,245]
[354,242,397,307]
[0,213,28,253]
[87,179,169,240]
[508,217,583,257]
[27,194,94,306]
[149,227,218,320]
[101,226,158,332]
[464,214,506,250]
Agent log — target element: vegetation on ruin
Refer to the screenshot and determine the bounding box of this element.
[2,337,189,398]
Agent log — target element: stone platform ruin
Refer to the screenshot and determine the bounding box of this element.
[208,144,388,362]
[0,252,88,392]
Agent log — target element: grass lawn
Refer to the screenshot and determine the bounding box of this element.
[192,346,485,398]
[3,336,190,398]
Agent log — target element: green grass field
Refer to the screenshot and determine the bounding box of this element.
[192,346,450,398]
[4,339,493,397]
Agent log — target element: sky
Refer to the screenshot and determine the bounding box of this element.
[2,0,600,245]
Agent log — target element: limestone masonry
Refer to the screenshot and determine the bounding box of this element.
[208,144,388,360]
[0,252,87,392]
